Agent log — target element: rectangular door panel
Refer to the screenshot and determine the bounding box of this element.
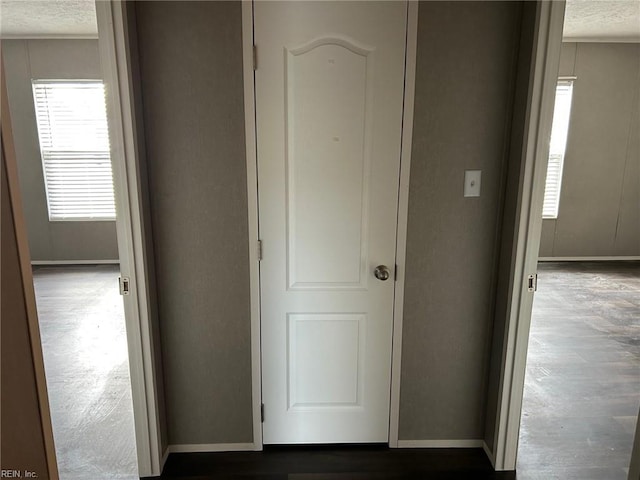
[288,313,365,409]
[286,39,373,290]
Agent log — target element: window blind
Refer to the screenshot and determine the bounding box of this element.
[543,81,574,219]
[32,81,116,221]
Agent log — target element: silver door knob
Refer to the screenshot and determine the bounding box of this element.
[374,265,390,281]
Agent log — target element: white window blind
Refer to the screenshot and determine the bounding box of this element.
[543,80,574,219]
[32,81,116,221]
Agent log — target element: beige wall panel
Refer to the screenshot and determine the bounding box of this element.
[539,220,556,257]
[2,39,119,261]
[558,42,577,76]
[550,43,640,257]
[614,69,640,256]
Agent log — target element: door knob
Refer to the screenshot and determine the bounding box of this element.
[374,265,391,281]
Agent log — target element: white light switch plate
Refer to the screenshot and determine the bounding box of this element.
[464,170,481,197]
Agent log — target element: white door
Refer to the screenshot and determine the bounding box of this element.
[255,1,408,444]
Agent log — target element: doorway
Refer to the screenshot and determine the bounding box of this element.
[253,1,410,444]
[1,2,138,478]
[514,1,640,477]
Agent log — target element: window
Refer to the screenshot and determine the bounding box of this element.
[542,80,574,219]
[32,80,116,221]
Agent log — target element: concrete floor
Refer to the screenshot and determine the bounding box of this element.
[34,265,138,480]
[517,262,640,480]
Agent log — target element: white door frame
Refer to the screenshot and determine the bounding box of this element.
[489,0,566,471]
[241,0,264,451]
[96,1,164,476]
[388,0,419,448]
[241,0,419,448]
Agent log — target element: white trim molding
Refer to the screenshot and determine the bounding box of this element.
[397,440,484,449]
[241,0,264,452]
[539,256,640,262]
[0,34,99,40]
[168,443,256,454]
[563,36,640,44]
[482,441,495,466]
[31,259,119,265]
[161,447,170,471]
[95,1,163,476]
[389,0,419,449]
[489,0,567,472]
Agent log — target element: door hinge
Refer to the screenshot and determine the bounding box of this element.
[527,274,538,292]
[261,403,265,423]
[119,276,130,296]
[253,45,258,70]
[257,240,263,261]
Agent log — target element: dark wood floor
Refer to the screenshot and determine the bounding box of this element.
[517,261,640,480]
[35,263,639,480]
[159,446,515,480]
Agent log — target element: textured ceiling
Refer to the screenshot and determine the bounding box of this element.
[0,0,638,41]
[564,0,640,41]
[0,0,97,38]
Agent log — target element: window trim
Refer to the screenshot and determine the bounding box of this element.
[32,79,117,222]
[542,78,574,219]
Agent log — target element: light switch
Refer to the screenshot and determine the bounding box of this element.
[464,170,481,197]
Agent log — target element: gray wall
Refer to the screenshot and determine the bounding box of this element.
[539,42,640,258]
[134,1,253,445]
[398,1,522,441]
[3,40,119,262]
[132,0,526,446]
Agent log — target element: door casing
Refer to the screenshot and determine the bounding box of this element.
[96,1,164,475]
[241,0,420,449]
[485,0,566,471]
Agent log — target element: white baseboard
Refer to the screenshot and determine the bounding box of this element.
[482,441,496,467]
[397,439,483,448]
[538,256,640,262]
[31,259,120,265]
[161,446,170,470]
[167,443,255,454]
[166,440,486,455]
